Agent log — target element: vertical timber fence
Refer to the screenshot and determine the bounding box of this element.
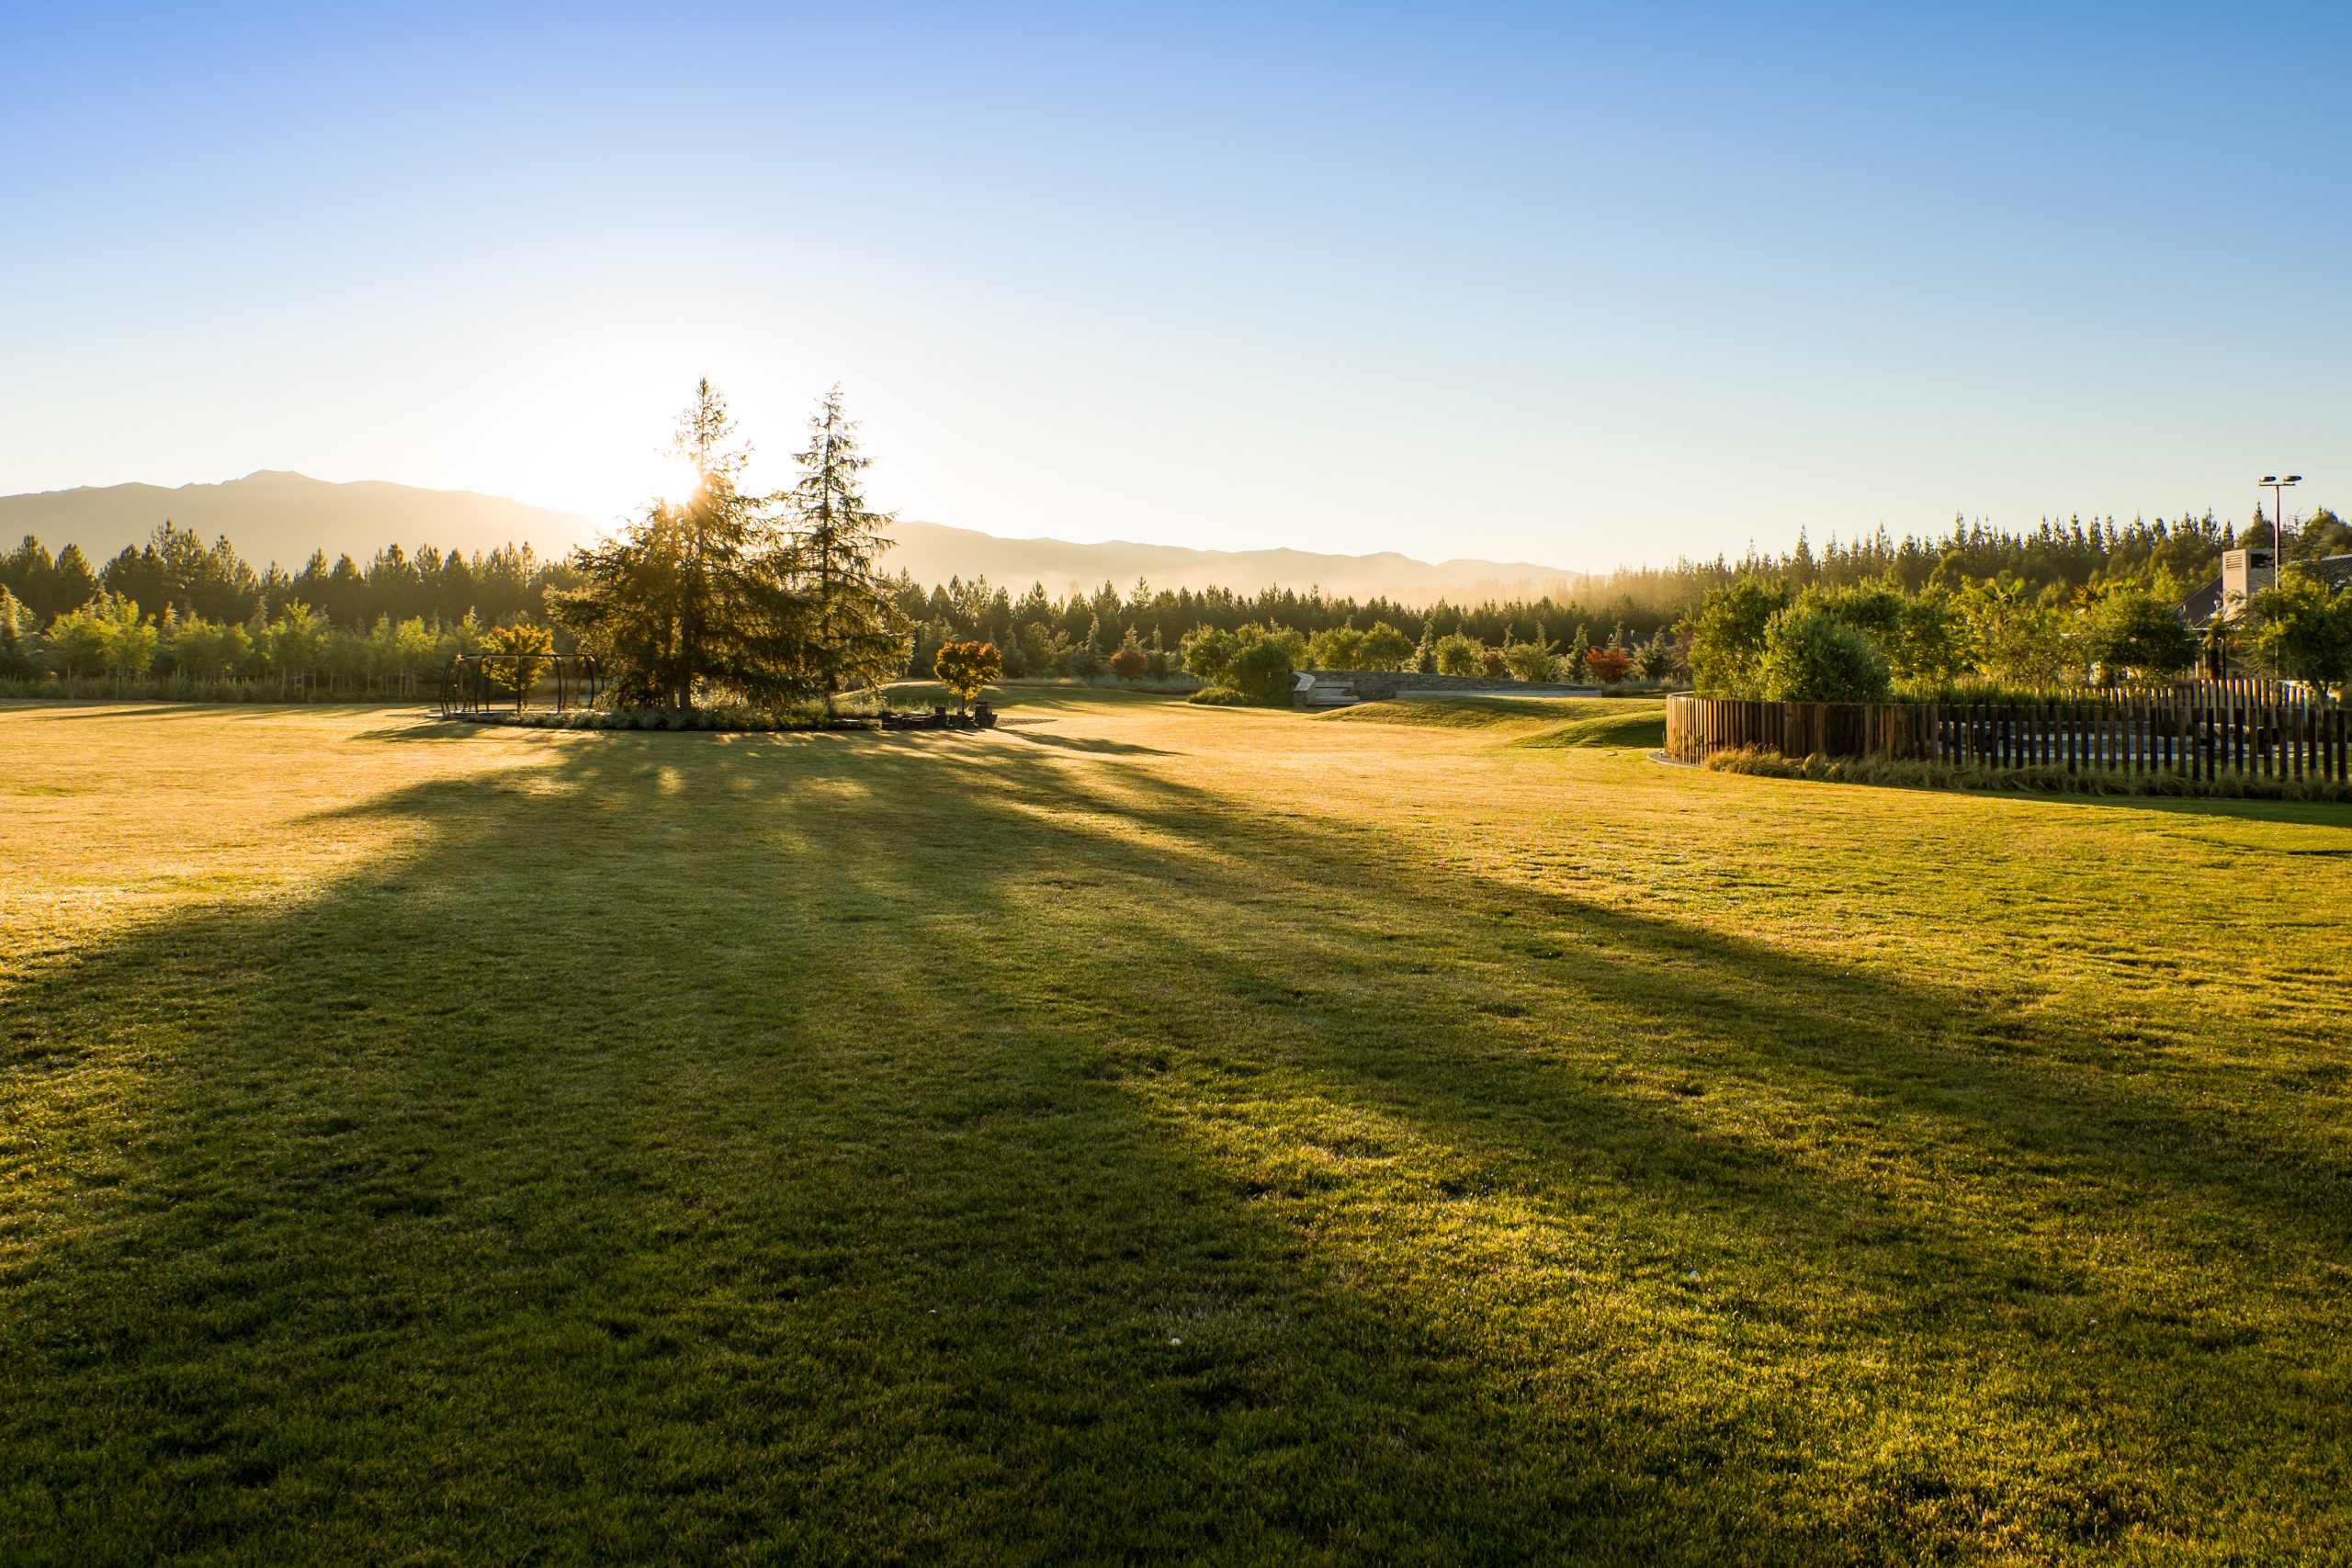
[1665,680,2351,785]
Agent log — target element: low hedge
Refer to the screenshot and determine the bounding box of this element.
[1702,746,2352,804]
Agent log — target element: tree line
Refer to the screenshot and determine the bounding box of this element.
[1,527,564,631]
[1683,570,2352,705]
[5,416,2344,703]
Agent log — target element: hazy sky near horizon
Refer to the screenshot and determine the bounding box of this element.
[4,2,2347,570]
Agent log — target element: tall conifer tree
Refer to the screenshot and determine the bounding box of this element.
[786,386,909,709]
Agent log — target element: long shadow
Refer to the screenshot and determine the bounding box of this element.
[1148,758,2350,1243]
[14,701,423,722]
[995,728,1171,755]
[1984,787,2352,829]
[1704,762,2352,830]
[0,735,1737,1561]
[5,723,2348,1560]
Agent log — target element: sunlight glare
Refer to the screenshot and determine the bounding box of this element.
[626,450,706,510]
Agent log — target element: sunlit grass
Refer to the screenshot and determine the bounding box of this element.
[3,694,2348,1562]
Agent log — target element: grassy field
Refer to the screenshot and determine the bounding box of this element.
[4,692,2349,1563]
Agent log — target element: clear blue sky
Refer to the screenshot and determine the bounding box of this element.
[3,2,2346,568]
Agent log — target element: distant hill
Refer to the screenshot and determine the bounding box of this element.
[1,471,1583,604]
[0,471,596,571]
[887,519,1583,604]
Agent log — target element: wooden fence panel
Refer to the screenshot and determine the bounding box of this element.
[1668,684,2345,787]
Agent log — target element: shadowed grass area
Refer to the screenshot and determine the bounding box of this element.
[1513,705,1668,750]
[2,696,2349,1562]
[1318,694,1631,729]
[1319,694,1668,750]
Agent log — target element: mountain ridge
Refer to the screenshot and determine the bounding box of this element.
[0,471,1586,604]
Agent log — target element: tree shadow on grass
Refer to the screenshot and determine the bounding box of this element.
[346,717,489,741]
[993,728,1172,756]
[1993,787,2352,830]
[4,728,2347,1562]
[1712,765,2352,832]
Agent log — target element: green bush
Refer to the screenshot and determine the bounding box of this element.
[2085,587,2198,682]
[1757,607,1892,703]
[1186,684,1250,705]
[1180,626,1237,685]
[1224,630,1297,706]
[1432,633,1483,676]
[1684,580,1791,696]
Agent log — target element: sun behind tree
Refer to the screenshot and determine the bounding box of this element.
[550,380,801,711]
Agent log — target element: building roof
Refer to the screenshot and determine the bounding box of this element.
[2180,552,2352,627]
[2180,578,2226,627]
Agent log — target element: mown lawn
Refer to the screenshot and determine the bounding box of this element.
[3,692,2348,1563]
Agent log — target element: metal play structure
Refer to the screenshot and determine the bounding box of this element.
[438,651,605,718]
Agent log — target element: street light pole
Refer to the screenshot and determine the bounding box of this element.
[2257,473,2301,575]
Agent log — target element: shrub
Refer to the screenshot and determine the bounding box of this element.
[1894,589,1971,687]
[1432,633,1483,676]
[46,603,114,677]
[1958,579,2077,688]
[1631,630,1679,682]
[1187,684,1250,705]
[1479,649,1508,679]
[1226,633,1297,706]
[1359,622,1416,671]
[1582,645,1633,684]
[1685,579,1792,696]
[1802,582,1905,649]
[2086,588,2197,682]
[1501,639,1559,682]
[1181,626,1237,685]
[2244,569,2352,694]
[1758,607,1892,702]
[1106,647,1148,682]
[1305,624,1366,671]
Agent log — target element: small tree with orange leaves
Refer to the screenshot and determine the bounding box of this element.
[933,639,1001,711]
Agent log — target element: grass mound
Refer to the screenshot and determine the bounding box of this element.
[1513,705,1668,750]
[1320,694,1629,730]
[1326,694,1668,750]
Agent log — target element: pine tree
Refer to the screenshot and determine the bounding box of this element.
[51,544,97,615]
[0,585,35,677]
[786,386,909,708]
